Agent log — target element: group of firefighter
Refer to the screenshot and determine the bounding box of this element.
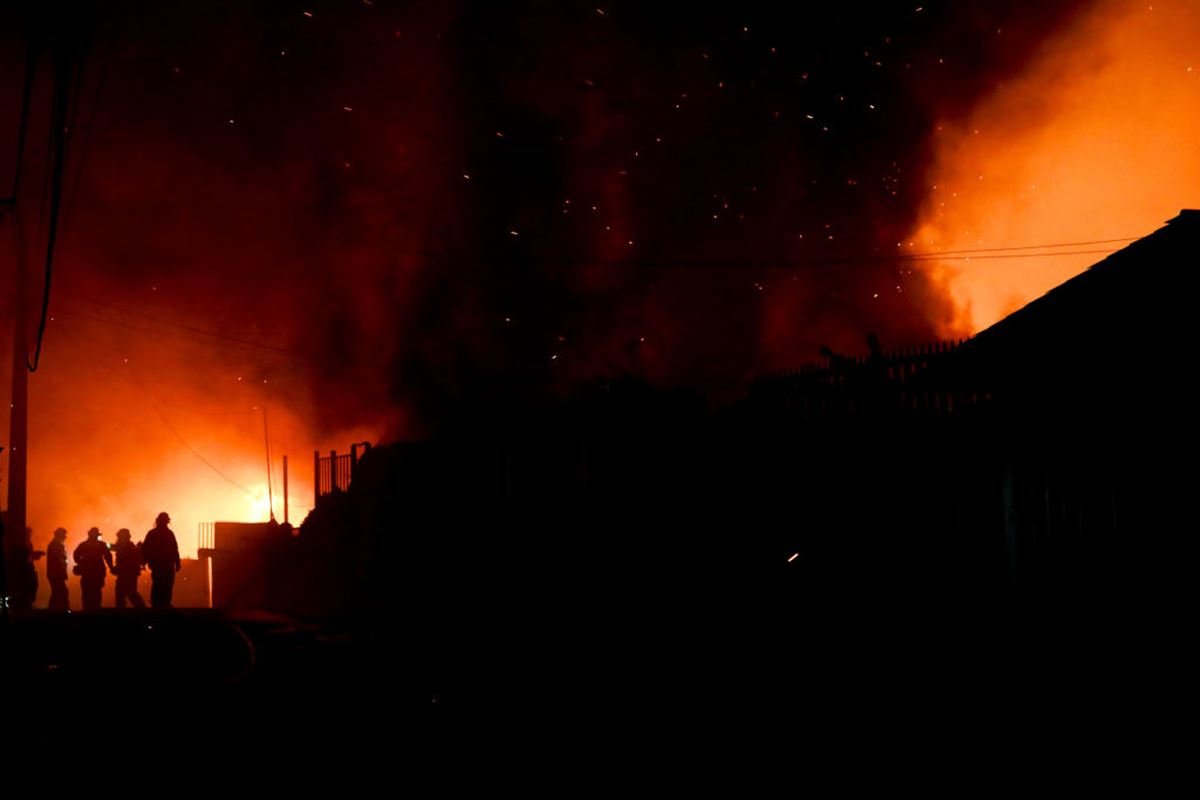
[9,511,182,611]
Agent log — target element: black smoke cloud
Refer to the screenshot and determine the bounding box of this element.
[2,0,1094,439]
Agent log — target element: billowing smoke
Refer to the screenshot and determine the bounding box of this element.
[3,0,462,558]
[911,0,1200,332]
[2,2,1117,561]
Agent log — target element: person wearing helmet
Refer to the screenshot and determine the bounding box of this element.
[4,526,44,612]
[143,512,181,609]
[112,528,146,609]
[73,527,114,611]
[46,527,70,611]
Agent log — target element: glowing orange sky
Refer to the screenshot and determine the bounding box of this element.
[13,310,383,561]
[6,0,1199,584]
[912,0,1200,334]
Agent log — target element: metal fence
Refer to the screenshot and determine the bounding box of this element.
[313,442,371,505]
[198,521,215,552]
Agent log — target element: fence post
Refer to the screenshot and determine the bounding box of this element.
[314,450,320,507]
[283,455,289,525]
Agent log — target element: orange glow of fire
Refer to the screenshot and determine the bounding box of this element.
[911,0,1200,335]
[7,309,386,567]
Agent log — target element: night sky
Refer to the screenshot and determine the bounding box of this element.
[4,2,1088,404]
[2,0,1198,549]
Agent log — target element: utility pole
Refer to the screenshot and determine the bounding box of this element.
[3,6,87,607]
[6,224,30,546]
[262,406,275,522]
[1,12,41,610]
[0,206,25,613]
[282,455,289,525]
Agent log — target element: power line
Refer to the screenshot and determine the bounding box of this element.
[1,27,40,205]
[46,234,1138,373]
[45,240,1131,368]
[116,357,257,497]
[28,11,91,372]
[149,404,258,497]
[895,247,1119,262]
[59,297,301,357]
[48,318,310,505]
[53,324,258,415]
[892,236,1138,257]
[59,11,117,234]
[401,238,1133,269]
[56,294,394,374]
[61,331,261,497]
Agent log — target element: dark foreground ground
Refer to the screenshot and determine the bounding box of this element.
[0,596,1188,784]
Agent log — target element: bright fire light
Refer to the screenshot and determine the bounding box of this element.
[246,482,275,523]
[912,0,1200,335]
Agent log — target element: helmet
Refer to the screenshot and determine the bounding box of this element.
[156,512,171,525]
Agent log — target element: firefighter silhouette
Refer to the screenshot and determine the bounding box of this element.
[143,512,181,609]
[6,526,44,611]
[73,527,113,612]
[112,528,146,609]
[47,527,69,611]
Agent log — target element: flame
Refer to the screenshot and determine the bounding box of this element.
[911,0,1200,334]
[244,482,276,525]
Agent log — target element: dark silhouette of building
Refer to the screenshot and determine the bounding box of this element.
[947,209,1200,608]
[742,208,1200,613]
[56,208,1186,730]
[171,558,211,608]
[198,522,283,609]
